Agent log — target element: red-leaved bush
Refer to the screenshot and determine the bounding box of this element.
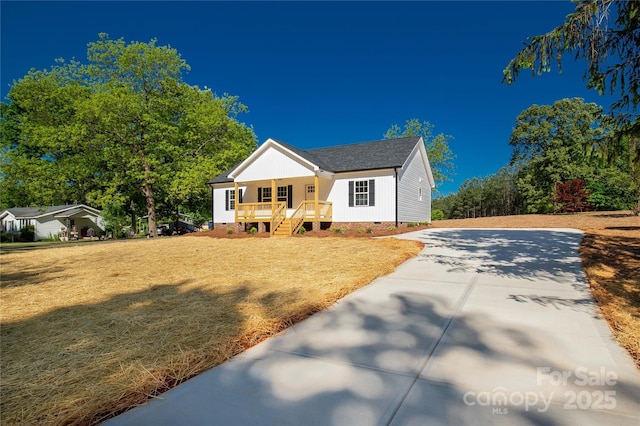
[553,179,591,213]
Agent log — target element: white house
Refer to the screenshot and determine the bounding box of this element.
[207,137,435,236]
[0,204,105,241]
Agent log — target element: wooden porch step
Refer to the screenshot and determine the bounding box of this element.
[272,219,292,237]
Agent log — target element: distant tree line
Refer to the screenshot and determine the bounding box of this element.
[433,99,638,219]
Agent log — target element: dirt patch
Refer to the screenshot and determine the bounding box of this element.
[189,224,431,239]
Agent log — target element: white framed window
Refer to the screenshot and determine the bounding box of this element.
[225,189,242,210]
[226,190,235,210]
[349,179,375,207]
[355,180,369,206]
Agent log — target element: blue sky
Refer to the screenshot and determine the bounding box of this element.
[1,1,616,195]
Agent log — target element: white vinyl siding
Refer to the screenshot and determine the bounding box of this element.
[233,146,315,182]
[36,218,64,240]
[37,216,101,240]
[327,170,395,222]
[397,145,431,223]
[213,185,245,223]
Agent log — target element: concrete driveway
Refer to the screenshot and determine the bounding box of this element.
[105,228,640,425]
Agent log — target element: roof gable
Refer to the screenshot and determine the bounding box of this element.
[229,138,319,182]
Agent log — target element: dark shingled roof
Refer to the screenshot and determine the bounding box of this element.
[307,137,420,172]
[208,165,238,184]
[4,205,81,218]
[207,136,421,184]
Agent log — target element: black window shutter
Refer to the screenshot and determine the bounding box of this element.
[225,190,230,211]
[287,185,293,208]
[369,179,375,206]
[348,181,354,207]
[239,189,243,204]
[258,187,262,203]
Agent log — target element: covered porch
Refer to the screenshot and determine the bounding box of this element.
[233,175,332,236]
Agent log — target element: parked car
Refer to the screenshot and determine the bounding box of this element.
[176,226,193,235]
[156,225,170,236]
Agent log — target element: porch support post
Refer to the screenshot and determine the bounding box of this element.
[234,182,239,223]
[271,179,276,215]
[314,174,319,221]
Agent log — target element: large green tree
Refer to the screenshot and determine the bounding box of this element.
[1,60,95,209]
[384,118,456,187]
[503,0,639,213]
[1,34,257,235]
[509,98,637,213]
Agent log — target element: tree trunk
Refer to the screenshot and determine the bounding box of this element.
[144,183,158,237]
[173,207,180,235]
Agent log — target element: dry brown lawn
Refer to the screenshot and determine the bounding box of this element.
[1,211,638,425]
[0,237,422,425]
[430,211,640,368]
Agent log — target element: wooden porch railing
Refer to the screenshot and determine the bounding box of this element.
[269,203,286,236]
[290,202,306,235]
[235,200,333,236]
[236,202,282,221]
[301,200,333,221]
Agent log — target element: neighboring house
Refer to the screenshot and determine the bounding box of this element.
[207,136,435,236]
[0,204,105,241]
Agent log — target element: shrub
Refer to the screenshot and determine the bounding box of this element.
[1,232,16,243]
[248,227,258,235]
[366,227,374,234]
[298,227,306,235]
[330,226,345,234]
[19,225,35,242]
[553,179,590,213]
[356,227,365,233]
[226,228,233,235]
[387,225,396,232]
[407,222,415,228]
[431,209,445,221]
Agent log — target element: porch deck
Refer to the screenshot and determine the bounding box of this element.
[235,201,332,236]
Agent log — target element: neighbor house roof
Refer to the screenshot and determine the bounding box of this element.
[1,204,101,219]
[208,136,422,184]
